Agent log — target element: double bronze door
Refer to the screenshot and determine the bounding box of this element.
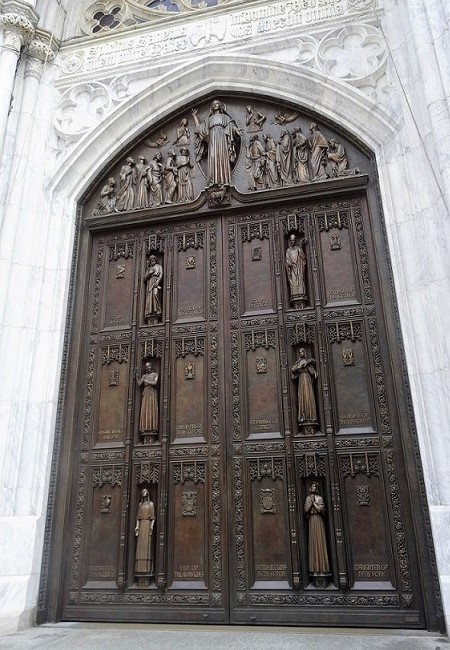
[63,197,425,627]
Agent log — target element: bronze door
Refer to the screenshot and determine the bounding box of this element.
[61,197,427,627]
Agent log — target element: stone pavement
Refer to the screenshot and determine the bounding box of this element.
[0,624,448,649]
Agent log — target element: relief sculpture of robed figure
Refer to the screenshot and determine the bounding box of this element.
[144,255,163,323]
[285,234,307,308]
[304,482,330,583]
[137,361,159,441]
[291,348,318,425]
[191,99,242,186]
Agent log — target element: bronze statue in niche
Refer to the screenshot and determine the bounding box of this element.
[135,488,156,583]
[285,234,307,308]
[304,482,330,587]
[291,348,318,425]
[136,361,159,443]
[116,157,136,211]
[144,255,163,323]
[191,99,242,186]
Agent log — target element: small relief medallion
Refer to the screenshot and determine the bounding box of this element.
[184,362,195,380]
[182,491,197,516]
[330,235,342,251]
[261,489,276,514]
[252,246,262,261]
[186,255,196,269]
[342,348,354,366]
[356,485,370,506]
[256,357,267,374]
[109,369,119,386]
[116,264,125,279]
[100,495,112,514]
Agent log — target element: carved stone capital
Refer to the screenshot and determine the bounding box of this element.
[28,32,58,63]
[0,13,35,50]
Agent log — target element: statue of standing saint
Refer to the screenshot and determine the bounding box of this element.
[135,488,156,583]
[191,99,242,186]
[304,482,330,586]
[285,234,307,308]
[291,348,318,425]
[136,361,159,442]
[144,255,163,323]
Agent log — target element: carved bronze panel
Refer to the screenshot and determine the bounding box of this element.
[46,97,442,632]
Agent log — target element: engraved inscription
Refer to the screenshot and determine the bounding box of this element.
[176,424,204,436]
[98,428,123,440]
[116,264,125,279]
[178,305,202,316]
[174,564,204,579]
[250,299,268,308]
[255,564,287,578]
[88,565,115,579]
[329,289,355,300]
[250,417,279,431]
[355,563,388,579]
[340,412,370,426]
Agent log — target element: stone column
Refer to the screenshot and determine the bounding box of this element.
[0,13,35,160]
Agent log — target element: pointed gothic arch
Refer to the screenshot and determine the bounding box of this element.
[38,56,443,631]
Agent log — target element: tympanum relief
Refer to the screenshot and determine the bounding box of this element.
[90,98,362,217]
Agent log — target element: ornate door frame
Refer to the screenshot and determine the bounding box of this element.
[37,86,444,632]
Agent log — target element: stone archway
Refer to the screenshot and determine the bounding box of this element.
[38,60,443,631]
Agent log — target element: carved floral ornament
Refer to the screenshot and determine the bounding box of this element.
[81,0,243,35]
[90,98,362,216]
